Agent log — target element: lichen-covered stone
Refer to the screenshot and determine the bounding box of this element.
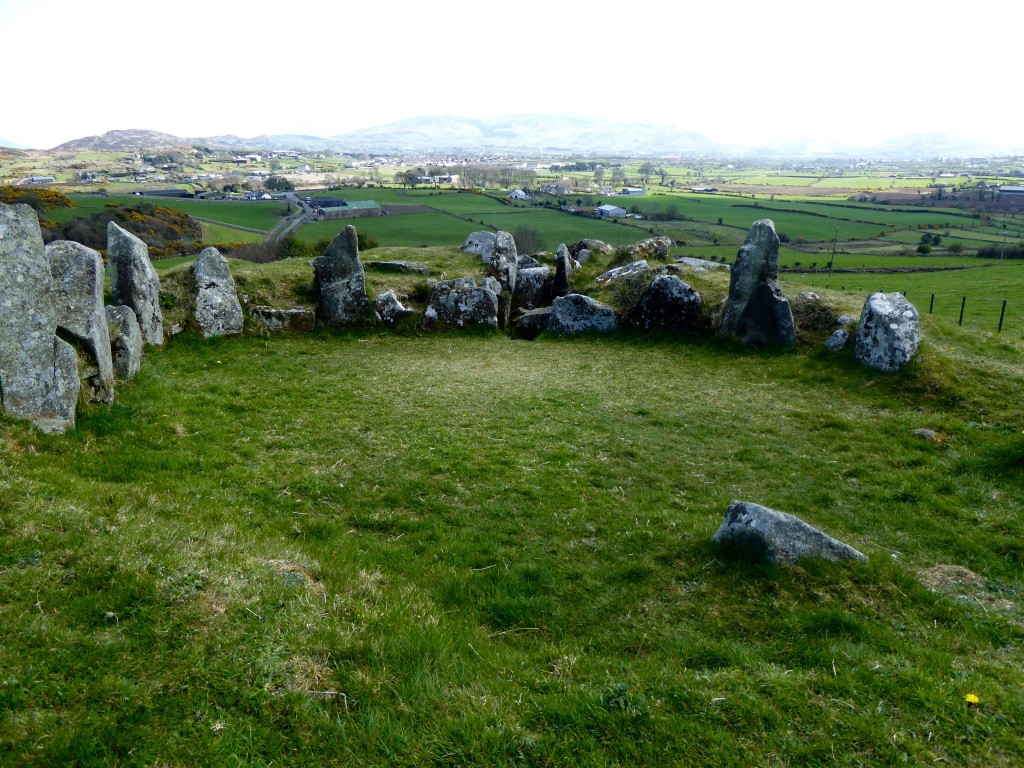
[248,306,316,334]
[375,290,413,325]
[854,293,920,372]
[713,500,866,565]
[512,266,551,311]
[107,221,163,346]
[312,225,368,325]
[105,305,142,380]
[595,260,650,285]
[0,203,79,432]
[46,240,114,403]
[191,247,243,338]
[548,294,618,334]
[825,328,850,351]
[422,277,498,330]
[719,219,795,346]
[487,231,518,329]
[461,231,497,261]
[627,274,703,333]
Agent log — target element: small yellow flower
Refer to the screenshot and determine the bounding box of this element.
[965,693,980,705]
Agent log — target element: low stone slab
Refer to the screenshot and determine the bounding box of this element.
[712,500,866,565]
[548,294,618,334]
[375,289,413,324]
[514,307,552,340]
[248,306,316,334]
[422,277,498,330]
[825,328,850,351]
[364,260,432,275]
[677,256,729,271]
[594,260,650,285]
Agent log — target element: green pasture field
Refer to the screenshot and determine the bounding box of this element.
[2,262,1023,765]
[53,195,286,231]
[200,222,265,245]
[296,213,470,248]
[304,188,416,206]
[474,209,650,251]
[790,263,1024,335]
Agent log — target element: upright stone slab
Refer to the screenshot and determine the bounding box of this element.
[105,305,142,380]
[552,243,573,298]
[854,292,920,372]
[0,203,79,433]
[191,247,243,338]
[512,266,551,311]
[486,231,518,329]
[312,225,368,326]
[107,221,163,345]
[422,277,498,330]
[719,219,795,345]
[46,240,115,404]
[627,274,703,333]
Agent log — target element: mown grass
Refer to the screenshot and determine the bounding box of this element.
[1,250,1023,764]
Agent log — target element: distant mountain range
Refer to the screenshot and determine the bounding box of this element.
[0,136,28,150]
[44,116,1021,159]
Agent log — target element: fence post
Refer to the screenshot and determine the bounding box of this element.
[959,296,966,326]
[998,299,1007,334]
[929,293,935,314]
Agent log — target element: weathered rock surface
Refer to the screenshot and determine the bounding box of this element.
[825,328,850,351]
[422,277,498,330]
[552,243,580,298]
[248,306,316,334]
[191,247,243,338]
[516,254,543,270]
[46,240,114,404]
[622,235,672,261]
[364,260,432,275]
[0,203,80,432]
[512,266,551,311]
[719,219,796,346]
[548,294,618,334]
[312,225,368,325]
[462,231,497,261]
[854,292,920,372]
[375,289,413,325]
[107,221,163,345]
[627,275,703,333]
[514,307,552,340]
[486,231,518,329]
[595,260,650,285]
[571,239,613,257]
[105,305,143,380]
[677,256,729,271]
[712,500,866,565]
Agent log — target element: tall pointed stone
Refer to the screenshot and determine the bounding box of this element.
[46,240,115,404]
[107,221,163,345]
[312,225,368,325]
[0,203,79,433]
[486,231,518,330]
[719,219,795,345]
[191,247,243,337]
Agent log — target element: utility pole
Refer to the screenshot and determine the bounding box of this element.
[828,227,838,279]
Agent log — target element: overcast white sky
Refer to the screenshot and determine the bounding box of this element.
[2,0,1019,150]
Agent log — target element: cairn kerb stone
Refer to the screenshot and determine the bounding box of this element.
[422,277,498,330]
[105,305,143,380]
[719,219,795,346]
[312,225,368,326]
[0,203,80,433]
[514,307,552,340]
[461,231,497,261]
[548,294,618,335]
[248,306,316,334]
[46,240,114,404]
[627,274,703,333]
[512,266,551,312]
[375,290,413,325]
[712,500,866,565]
[107,221,164,345]
[191,247,243,338]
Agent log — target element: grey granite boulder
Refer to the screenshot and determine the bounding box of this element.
[191,247,243,338]
[422,277,498,330]
[312,225,368,325]
[548,294,618,334]
[854,293,920,372]
[107,221,163,346]
[624,235,672,261]
[105,305,143,380]
[461,231,497,261]
[46,240,114,404]
[719,219,795,346]
[516,254,543,270]
[825,328,850,351]
[375,289,413,325]
[713,500,866,565]
[627,274,703,333]
[595,260,650,285]
[486,231,518,329]
[571,239,613,257]
[0,203,80,433]
[512,266,551,311]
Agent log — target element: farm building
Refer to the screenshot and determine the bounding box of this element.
[315,199,383,220]
[620,187,645,196]
[507,189,530,200]
[999,186,1024,195]
[596,204,627,218]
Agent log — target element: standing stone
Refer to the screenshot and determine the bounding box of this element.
[422,277,498,330]
[46,240,114,404]
[487,231,518,329]
[627,274,703,333]
[107,221,164,346]
[712,500,866,565]
[0,203,79,433]
[191,247,243,338]
[552,243,574,298]
[719,219,795,345]
[312,225,368,326]
[854,292,920,372]
[105,305,143,380]
[512,266,551,311]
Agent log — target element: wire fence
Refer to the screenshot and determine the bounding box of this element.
[823,285,1021,336]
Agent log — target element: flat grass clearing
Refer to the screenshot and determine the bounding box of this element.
[788,263,1024,335]
[1,319,1022,765]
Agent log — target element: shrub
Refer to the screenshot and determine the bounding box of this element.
[513,226,545,255]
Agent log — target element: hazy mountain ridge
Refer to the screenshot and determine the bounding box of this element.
[41,118,1022,159]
